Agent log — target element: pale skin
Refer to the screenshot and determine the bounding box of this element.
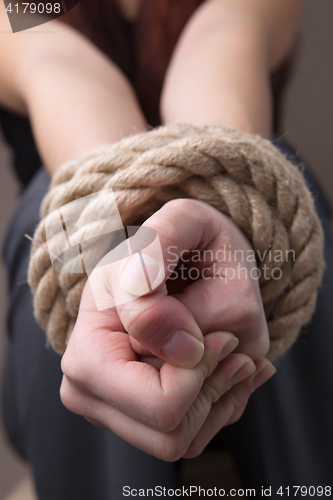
[0,0,304,459]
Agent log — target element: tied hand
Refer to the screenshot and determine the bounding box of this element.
[60,199,276,460]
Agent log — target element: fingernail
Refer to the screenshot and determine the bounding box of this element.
[119,253,159,296]
[230,360,256,388]
[161,330,204,368]
[251,364,277,392]
[218,335,239,362]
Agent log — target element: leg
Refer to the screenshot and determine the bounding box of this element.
[1,168,178,500]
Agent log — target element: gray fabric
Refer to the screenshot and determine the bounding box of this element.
[1,167,178,499]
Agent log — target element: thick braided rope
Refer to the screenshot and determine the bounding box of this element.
[28,124,325,361]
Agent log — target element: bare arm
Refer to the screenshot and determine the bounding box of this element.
[0,4,146,175]
[161,0,305,138]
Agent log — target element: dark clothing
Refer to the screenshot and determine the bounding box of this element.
[227,140,333,493]
[2,138,333,499]
[0,108,41,188]
[1,166,178,499]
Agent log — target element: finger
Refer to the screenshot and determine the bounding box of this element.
[172,271,269,359]
[182,380,252,459]
[134,326,237,370]
[223,356,277,428]
[61,352,256,462]
[166,213,269,359]
[183,358,277,458]
[101,199,231,367]
[77,265,204,370]
[62,328,247,433]
[85,417,109,431]
[61,376,189,461]
[225,399,249,426]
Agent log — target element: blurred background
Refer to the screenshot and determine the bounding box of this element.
[0,0,332,498]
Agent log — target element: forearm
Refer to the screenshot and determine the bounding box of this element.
[23,44,146,175]
[0,7,146,175]
[161,0,304,138]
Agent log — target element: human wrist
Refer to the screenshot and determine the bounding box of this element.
[160,7,273,138]
[18,53,147,175]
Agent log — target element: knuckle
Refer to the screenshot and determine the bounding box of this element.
[156,435,189,462]
[60,350,75,379]
[198,361,211,383]
[150,402,183,433]
[61,348,91,392]
[59,377,84,415]
[184,440,205,459]
[233,290,270,357]
[200,343,223,380]
[154,199,200,246]
[228,401,248,425]
[149,208,182,244]
[164,198,197,214]
[238,298,270,357]
[119,302,160,340]
[237,293,263,327]
[206,381,225,405]
[255,328,270,357]
[200,352,217,381]
[229,380,253,410]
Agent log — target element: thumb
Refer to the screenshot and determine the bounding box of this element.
[89,200,215,367]
[118,225,166,296]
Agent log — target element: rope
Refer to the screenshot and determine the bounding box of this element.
[28,124,325,361]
